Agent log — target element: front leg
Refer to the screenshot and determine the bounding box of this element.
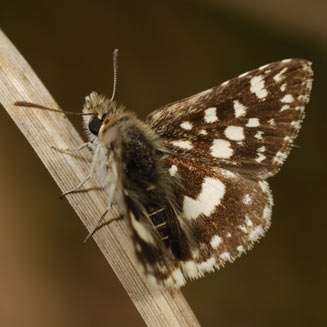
[51,141,95,153]
[60,145,100,198]
[60,186,103,196]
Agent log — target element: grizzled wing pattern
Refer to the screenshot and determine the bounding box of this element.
[129,154,274,288]
[146,59,313,179]
[137,58,313,287]
[164,156,273,284]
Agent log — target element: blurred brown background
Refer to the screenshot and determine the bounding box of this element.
[1,1,326,326]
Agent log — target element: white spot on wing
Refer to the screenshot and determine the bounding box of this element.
[192,249,200,259]
[171,269,186,287]
[183,177,225,220]
[259,63,269,70]
[169,165,177,177]
[233,100,247,118]
[130,214,156,245]
[158,265,168,274]
[280,104,290,112]
[199,129,207,135]
[246,118,260,127]
[306,79,313,91]
[224,126,245,141]
[273,151,288,164]
[151,110,163,121]
[210,235,222,249]
[220,169,237,178]
[243,194,252,205]
[281,94,294,103]
[255,153,266,163]
[180,121,193,130]
[280,83,286,92]
[220,252,232,262]
[198,257,216,273]
[255,146,266,163]
[250,75,268,99]
[255,131,264,140]
[237,245,245,254]
[182,261,198,279]
[291,120,301,129]
[267,189,273,208]
[273,67,287,82]
[163,276,174,287]
[246,215,253,227]
[171,140,193,150]
[263,206,272,221]
[210,139,233,158]
[249,225,265,242]
[239,71,249,78]
[259,180,269,193]
[204,107,218,123]
[298,94,309,102]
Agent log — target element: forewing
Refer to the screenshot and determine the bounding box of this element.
[146,59,313,178]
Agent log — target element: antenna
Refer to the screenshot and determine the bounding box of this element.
[14,101,92,116]
[14,48,120,114]
[110,49,119,102]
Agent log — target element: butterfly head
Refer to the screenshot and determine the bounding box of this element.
[82,91,125,137]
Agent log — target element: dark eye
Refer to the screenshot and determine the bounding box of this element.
[88,116,102,136]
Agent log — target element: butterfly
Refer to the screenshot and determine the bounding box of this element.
[15,54,313,288]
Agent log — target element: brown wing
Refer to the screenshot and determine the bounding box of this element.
[115,59,313,288]
[146,59,313,179]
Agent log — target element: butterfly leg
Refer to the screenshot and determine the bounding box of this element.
[83,153,120,239]
[51,141,95,153]
[83,210,123,244]
[61,186,103,195]
[60,145,100,198]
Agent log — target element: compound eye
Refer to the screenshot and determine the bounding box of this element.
[88,116,102,136]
